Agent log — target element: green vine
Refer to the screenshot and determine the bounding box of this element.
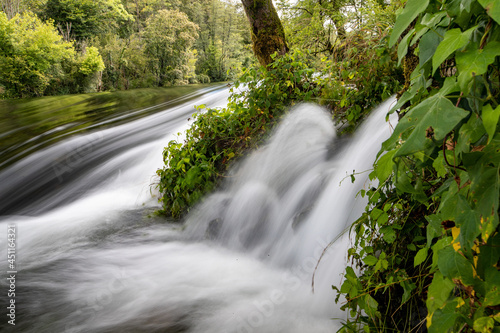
[336,0,500,332]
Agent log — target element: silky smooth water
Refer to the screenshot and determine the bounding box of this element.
[0,89,396,333]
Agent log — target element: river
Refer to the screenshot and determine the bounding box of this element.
[0,84,397,332]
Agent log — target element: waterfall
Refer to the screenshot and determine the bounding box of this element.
[0,93,396,333]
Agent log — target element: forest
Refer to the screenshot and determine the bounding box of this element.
[0,0,255,98]
[1,0,500,332]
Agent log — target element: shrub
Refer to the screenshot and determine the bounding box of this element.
[156,50,324,218]
[336,0,500,332]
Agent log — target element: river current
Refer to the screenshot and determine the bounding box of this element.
[0,85,396,332]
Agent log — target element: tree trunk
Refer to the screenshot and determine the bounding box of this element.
[240,0,288,67]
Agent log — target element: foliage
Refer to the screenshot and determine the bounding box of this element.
[335,0,500,332]
[188,0,254,82]
[1,0,254,97]
[277,0,403,59]
[156,50,324,218]
[276,0,403,132]
[318,29,402,132]
[95,34,150,90]
[79,46,104,75]
[142,9,199,86]
[42,0,133,41]
[0,11,75,97]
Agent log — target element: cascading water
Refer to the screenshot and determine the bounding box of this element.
[0,89,396,332]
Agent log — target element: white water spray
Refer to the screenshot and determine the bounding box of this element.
[0,93,396,333]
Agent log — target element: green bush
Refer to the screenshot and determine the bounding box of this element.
[196,74,211,84]
[156,50,324,218]
[318,30,403,132]
[336,0,500,332]
[0,11,75,98]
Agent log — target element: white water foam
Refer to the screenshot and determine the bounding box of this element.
[0,97,397,333]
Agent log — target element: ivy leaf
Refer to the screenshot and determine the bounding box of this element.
[456,42,500,90]
[400,279,416,304]
[455,208,481,252]
[477,233,500,279]
[456,115,487,155]
[438,245,475,286]
[482,104,500,144]
[374,149,397,182]
[473,316,495,333]
[381,226,396,244]
[432,27,476,75]
[421,11,448,28]
[428,300,460,333]
[389,0,430,47]
[363,255,378,266]
[463,149,500,243]
[426,214,444,247]
[392,89,468,157]
[426,272,455,313]
[414,247,429,267]
[420,29,444,67]
[398,28,415,65]
[478,0,500,25]
[483,266,500,306]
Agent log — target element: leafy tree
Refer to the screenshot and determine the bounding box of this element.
[142,9,199,86]
[277,0,346,56]
[0,11,75,97]
[79,46,104,75]
[42,0,133,41]
[180,0,254,82]
[95,33,150,90]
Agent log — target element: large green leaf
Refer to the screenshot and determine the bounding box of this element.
[477,233,500,279]
[420,29,444,67]
[432,27,476,74]
[426,271,455,322]
[398,28,415,65]
[473,316,495,333]
[392,85,468,157]
[374,148,398,182]
[428,304,460,333]
[455,195,481,251]
[426,214,444,247]
[463,149,500,243]
[456,42,500,90]
[438,245,475,285]
[484,267,500,306]
[478,0,500,25]
[389,0,430,47]
[482,104,500,144]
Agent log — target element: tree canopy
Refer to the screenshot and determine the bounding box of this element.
[0,11,75,97]
[143,9,199,86]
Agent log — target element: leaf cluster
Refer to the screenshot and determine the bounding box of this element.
[318,29,403,132]
[336,0,500,332]
[156,50,324,218]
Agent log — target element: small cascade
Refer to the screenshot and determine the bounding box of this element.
[0,94,397,333]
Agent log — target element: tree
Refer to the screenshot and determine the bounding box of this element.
[42,0,133,41]
[0,11,76,97]
[240,0,288,67]
[142,9,199,86]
